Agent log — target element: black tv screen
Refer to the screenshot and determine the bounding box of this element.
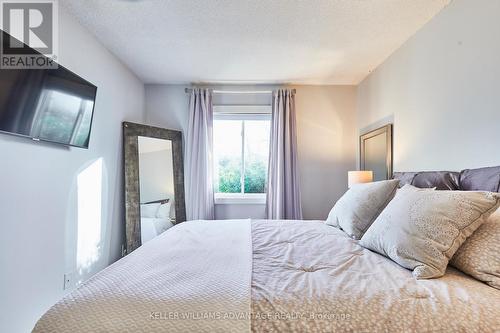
[0,32,97,149]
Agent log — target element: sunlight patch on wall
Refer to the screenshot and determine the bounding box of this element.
[77,158,103,273]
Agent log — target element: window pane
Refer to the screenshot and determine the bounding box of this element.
[213,119,242,193]
[244,119,270,193]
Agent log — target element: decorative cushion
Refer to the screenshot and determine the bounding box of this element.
[451,207,500,289]
[326,179,399,239]
[459,166,500,192]
[360,185,500,279]
[157,201,172,219]
[140,203,161,218]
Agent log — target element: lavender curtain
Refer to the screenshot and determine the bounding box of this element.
[185,88,215,220]
[266,89,303,219]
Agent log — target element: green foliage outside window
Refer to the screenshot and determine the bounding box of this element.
[217,157,241,193]
[244,159,267,193]
[216,157,267,193]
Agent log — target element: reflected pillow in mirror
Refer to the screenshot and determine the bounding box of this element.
[140,203,161,218]
[157,201,172,219]
[326,179,400,239]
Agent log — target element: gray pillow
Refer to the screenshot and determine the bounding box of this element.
[326,179,400,239]
[360,185,500,279]
[451,207,500,289]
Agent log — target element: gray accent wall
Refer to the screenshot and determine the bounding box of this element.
[357,0,500,171]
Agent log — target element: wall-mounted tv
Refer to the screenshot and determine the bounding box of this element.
[0,31,97,149]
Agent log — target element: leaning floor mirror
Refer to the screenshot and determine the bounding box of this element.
[123,122,186,254]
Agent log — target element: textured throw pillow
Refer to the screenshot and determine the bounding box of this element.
[140,203,161,218]
[360,185,500,279]
[157,201,172,219]
[326,179,400,239]
[451,207,500,289]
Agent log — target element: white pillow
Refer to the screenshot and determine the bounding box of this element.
[156,201,172,219]
[360,185,500,279]
[153,218,174,234]
[326,179,400,239]
[140,203,160,218]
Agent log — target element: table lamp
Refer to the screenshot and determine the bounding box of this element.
[348,171,373,188]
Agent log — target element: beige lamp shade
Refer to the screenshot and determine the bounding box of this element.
[348,171,373,188]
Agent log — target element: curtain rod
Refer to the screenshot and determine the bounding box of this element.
[184,88,296,94]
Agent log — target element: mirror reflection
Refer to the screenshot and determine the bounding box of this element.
[138,136,176,244]
[364,132,387,181]
[360,124,393,181]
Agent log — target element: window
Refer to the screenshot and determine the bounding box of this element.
[213,106,271,204]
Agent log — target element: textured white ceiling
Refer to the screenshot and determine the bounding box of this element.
[62,0,450,85]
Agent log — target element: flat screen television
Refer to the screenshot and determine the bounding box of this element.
[0,31,97,149]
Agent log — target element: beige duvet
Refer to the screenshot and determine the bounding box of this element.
[34,219,500,332]
[251,220,500,332]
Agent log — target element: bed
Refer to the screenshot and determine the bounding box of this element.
[33,167,500,332]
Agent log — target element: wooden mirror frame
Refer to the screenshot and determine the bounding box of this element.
[360,124,393,180]
[123,122,186,254]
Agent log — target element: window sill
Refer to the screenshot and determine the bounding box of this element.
[214,193,266,205]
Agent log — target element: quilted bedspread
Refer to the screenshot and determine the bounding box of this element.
[33,219,500,332]
[33,220,253,333]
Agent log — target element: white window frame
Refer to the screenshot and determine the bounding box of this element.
[213,105,271,205]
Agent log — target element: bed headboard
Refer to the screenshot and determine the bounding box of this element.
[393,166,500,192]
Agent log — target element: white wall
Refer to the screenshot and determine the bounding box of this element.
[145,84,357,220]
[0,8,145,333]
[357,0,500,172]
